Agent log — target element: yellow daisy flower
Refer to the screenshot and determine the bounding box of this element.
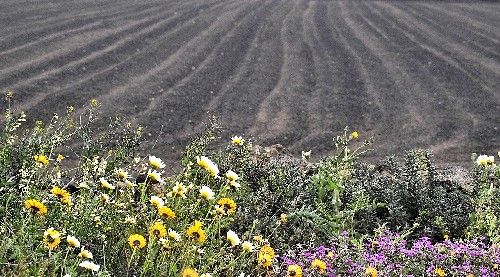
[147,169,162,183]
[241,241,254,252]
[226,230,241,246]
[231,136,244,146]
[149,155,165,170]
[116,168,129,180]
[181,267,199,277]
[34,155,49,166]
[149,222,167,238]
[199,186,214,200]
[78,247,93,259]
[287,264,303,277]
[51,186,71,205]
[24,199,47,216]
[43,228,61,250]
[186,221,206,244]
[351,131,359,140]
[66,235,80,248]
[311,258,327,274]
[158,206,176,219]
[99,177,115,190]
[56,154,65,162]
[150,195,164,209]
[217,198,237,214]
[434,268,446,277]
[225,170,239,181]
[128,234,146,249]
[79,260,100,272]
[257,245,275,268]
[171,182,188,198]
[168,229,181,241]
[196,156,219,177]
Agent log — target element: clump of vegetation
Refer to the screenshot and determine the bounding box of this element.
[0,89,498,276]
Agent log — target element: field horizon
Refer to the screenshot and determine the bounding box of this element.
[1,0,498,168]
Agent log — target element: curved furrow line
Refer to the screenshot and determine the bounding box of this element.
[249,0,317,147]
[358,1,496,150]
[452,2,500,25]
[373,2,499,95]
[414,2,500,44]
[13,0,231,113]
[18,0,237,112]
[401,2,499,59]
[345,1,450,148]
[433,3,500,37]
[202,1,291,136]
[0,1,180,57]
[138,0,281,141]
[47,0,255,119]
[0,1,218,93]
[0,1,164,49]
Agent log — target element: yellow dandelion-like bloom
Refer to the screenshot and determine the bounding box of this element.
[258,245,275,268]
[476,155,494,166]
[24,199,47,216]
[351,131,359,140]
[147,169,162,183]
[34,155,49,166]
[168,229,181,241]
[43,228,61,250]
[150,195,164,209]
[280,213,288,224]
[226,230,241,246]
[225,170,239,181]
[99,177,115,190]
[171,182,188,198]
[56,154,65,162]
[196,156,219,177]
[199,185,214,200]
[217,198,237,214]
[116,169,129,180]
[51,186,71,205]
[149,222,167,238]
[158,206,176,219]
[434,268,446,277]
[128,234,146,249]
[311,259,327,274]
[79,260,100,272]
[149,155,165,170]
[66,235,80,248]
[181,267,199,277]
[231,136,244,146]
[287,264,303,277]
[186,220,206,244]
[241,241,254,252]
[214,205,225,215]
[78,247,93,259]
[365,266,378,277]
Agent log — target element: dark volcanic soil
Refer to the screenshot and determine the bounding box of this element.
[0,0,499,168]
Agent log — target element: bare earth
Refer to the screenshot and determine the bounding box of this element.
[0,0,499,167]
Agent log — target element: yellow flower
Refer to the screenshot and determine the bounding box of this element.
[196,156,219,177]
[147,169,162,183]
[217,198,237,214]
[253,235,264,242]
[214,205,225,215]
[34,155,49,166]
[90,99,99,107]
[231,136,244,146]
[435,268,446,277]
[128,234,146,249]
[225,170,239,181]
[43,228,61,250]
[287,264,303,277]
[476,155,494,166]
[280,213,288,224]
[365,267,378,277]
[257,245,275,268]
[149,222,167,238]
[56,154,65,162]
[158,206,176,219]
[351,131,359,140]
[116,169,129,180]
[199,186,214,200]
[171,182,188,198]
[186,221,206,244]
[311,259,327,274]
[181,268,199,277]
[66,235,80,248]
[241,241,254,252]
[24,199,47,216]
[150,195,164,209]
[79,260,100,272]
[78,247,93,259]
[229,180,241,188]
[99,177,115,190]
[100,193,110,203]
[51,186,71,205]
[226,230,241,246]
[149,155,165,170]
[168,229,181,241]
